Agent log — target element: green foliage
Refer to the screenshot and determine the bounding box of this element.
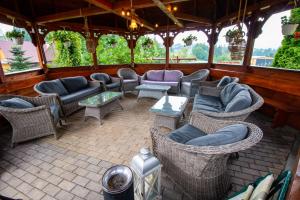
[5,28,25,39]
[45,30,92,67]
[96,34,130,64]
[182,34,197,46]
[273,8,300,69]
[8,46,32,72]
[213,46,231,62]
[134,36,165,63]
[192,43,209,60]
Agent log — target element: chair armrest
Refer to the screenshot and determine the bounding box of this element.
[0,104,48,114]
[198,86,222,97]
[111,77,121,83]
[140,73,146,81]
[88,80,101,88]
[23,95,59,107]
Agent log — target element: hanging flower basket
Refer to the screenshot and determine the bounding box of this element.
[86,38,96,53]
[142,37,154,48]
[281,16,299,35]
[5,29,25,45]
[182,34,197,46]
[228,39,246,60]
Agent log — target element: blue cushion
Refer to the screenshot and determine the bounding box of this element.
[225,90,252,112]
[106,82,120,89]
[50,104,60,123]
[186,124,248,146]
[91,73,111,84]
[37,79,68,96]
[194,94,223,109]
[0,98,34,109]
[60,87,100,104]
[220,83,247,106]
[61,76,88,93]
[193,104,223,112]
[217,76,233,88]
[168,124,206,144]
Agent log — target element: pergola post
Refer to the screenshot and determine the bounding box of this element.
[208,26,217,66]
[0,60,5,83]
[91,31,98,67]
[165,31,170,69]
[130,31,134,68]
[33,26,48,72]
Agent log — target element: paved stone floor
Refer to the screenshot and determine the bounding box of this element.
[0,94,298,200]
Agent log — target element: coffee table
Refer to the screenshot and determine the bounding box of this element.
[149,95,188,130]
[79,91,123,125]
[135,84,171,100]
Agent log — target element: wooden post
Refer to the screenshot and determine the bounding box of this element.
[0,60,5,83]
[208,26,217,67]
[243,23,256,67]
[130,32,134,68]
[165,31,170,69]
[91,32,98,67]
[33,26,48,72]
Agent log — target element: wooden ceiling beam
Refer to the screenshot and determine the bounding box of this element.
[0,6,32,23]
[174,13,213,25]
[113,0,190,10]
[152,0,184,27]
[85,0,155,31]
[35,7,109,24]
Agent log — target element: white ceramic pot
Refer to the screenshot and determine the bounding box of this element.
[282,24,299,35]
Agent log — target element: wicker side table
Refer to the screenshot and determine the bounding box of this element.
[79,91,123,125]
[149,96,188,130]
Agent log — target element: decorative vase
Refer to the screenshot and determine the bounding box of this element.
[228,40,246,61]
[12,37,24,45]
[282,24,299,35]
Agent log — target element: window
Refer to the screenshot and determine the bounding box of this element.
[170,30,209,63]
[213,24,248,65]
[96,34,130,65]
[44,30,92,68]
[134,34,166,64]
[252,8,299,70]
[0,23,40,74]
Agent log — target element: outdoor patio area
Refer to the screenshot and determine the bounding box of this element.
[0,94,298,200]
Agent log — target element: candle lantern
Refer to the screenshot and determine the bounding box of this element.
[131,148,162,200]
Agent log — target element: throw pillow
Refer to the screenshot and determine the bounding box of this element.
[0,98,34,109]
[250,174,274,200]
[168,124,206,144]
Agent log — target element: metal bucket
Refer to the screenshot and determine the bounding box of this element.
[102,165,134,200]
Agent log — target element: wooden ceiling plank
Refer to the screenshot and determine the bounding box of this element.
[35,7,109,24]
[174,13,213,25]
[152,0,184,27]
[113,0,190,10]
[0,6,32,23]
[85,0,155,31]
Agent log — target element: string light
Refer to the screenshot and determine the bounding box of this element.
[173,6,178,11]
[121,10,125,16]
[126,11,130,16]
[155,24,159,28]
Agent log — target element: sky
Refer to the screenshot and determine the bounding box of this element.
[0,10,291,49]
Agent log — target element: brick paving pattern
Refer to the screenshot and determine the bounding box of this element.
[0,94,297,199]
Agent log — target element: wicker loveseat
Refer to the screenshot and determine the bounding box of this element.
[34,76,101,117]
[193,83,264,121]
[140,70,183,94]
[0,95,60,147]
[151,112,263,200]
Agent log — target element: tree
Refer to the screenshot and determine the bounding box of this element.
[8,46,32,72]
[192,43,209,61]
[273,8,300,69]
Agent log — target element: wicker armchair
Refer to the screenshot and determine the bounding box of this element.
[0,95,59,147]
[90,73,121,92]
[193,84,264,121]
[197,76,239,89]
[117,68,139,92]
[181,69,210,98]
[151,112,263,200]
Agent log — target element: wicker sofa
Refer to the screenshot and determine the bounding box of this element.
[34,76,101,117]
[141,70,183,94]
[151,112,263,200]
[193,83,264,121]
[0,95,60,147]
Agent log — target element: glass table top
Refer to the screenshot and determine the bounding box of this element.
[136,84,171,91]
[149,95,188,117]
[79,91,122,107]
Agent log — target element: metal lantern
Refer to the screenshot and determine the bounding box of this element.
[131,148,162,200]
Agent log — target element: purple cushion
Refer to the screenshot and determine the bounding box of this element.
[146,70,164,81]
[141,80,179,87]
[164,70,183,82]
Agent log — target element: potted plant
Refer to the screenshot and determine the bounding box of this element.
[281,16,299,36]
[142,37,154,48]
[107,36,118,47]
[226,25,246,60]
[63,40,72,48]
[182,34,197,46]
[225,26,245,43]
[5,29,25,45]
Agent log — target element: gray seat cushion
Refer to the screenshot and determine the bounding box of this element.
[61,76,88,93]
[106,82,120,89]
[186,124,248,146]
[168,124,206,144]
[60,87,99,104]
[217,76,233,88]
[141,80,179,87]
[225,90,252,112]
[37,79,68,96]
[50,104,60,123]
[0,98,34,109]
[194,94,223,109]
[193,104,223,112]
[91,73,111,84]
[220,83,247,106]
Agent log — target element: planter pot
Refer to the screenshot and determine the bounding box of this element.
[282,24,299,35]
[225,35,233,43]
[86,38,95,53]
[12,37,24,45]
[184,40,193,46]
